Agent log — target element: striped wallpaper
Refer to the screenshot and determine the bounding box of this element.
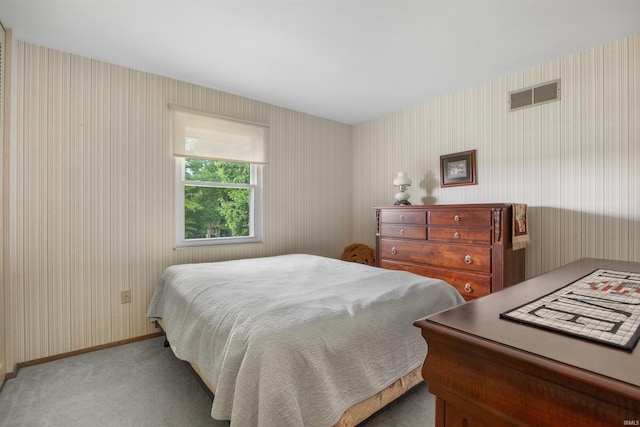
[353,33,639,279]
[0,24,7,386]
[3,41,353,369]
[2,32,639,372]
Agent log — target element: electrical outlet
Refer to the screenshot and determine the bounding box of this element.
[121,290,132,304]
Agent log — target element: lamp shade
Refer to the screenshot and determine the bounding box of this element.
[393,172,412,186]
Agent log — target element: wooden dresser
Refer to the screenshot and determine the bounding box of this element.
[375,204,525,301]
[414,258,640,426]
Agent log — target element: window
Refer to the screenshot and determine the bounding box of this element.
[172,107,267,247]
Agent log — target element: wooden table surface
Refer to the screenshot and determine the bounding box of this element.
[414,257,640,426]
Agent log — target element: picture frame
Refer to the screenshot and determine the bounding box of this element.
[440,149,477,187]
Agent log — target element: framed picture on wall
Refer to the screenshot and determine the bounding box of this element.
[440,150,477,187]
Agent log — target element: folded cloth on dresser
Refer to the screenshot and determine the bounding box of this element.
[512,203,532,250]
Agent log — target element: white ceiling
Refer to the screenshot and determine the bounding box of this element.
[1,1,639,124]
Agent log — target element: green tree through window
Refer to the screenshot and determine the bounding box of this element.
[183,158,251,239]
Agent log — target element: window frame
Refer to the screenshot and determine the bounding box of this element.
[175,158,263,248]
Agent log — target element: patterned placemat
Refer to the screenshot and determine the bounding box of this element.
[500,269,640,351]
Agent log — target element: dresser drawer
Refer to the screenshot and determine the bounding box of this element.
[379,209,426,225]
[376,204,525,302]
[428,209,492,227]
[380,224,426,240]
[379,239,491,273]
[428,227,491,245]
[380,261,491,299]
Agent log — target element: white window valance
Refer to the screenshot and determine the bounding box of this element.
[171,106,268,164]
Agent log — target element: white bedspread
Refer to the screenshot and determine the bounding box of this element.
[147,254,463,427]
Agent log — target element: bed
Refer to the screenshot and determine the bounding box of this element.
[147,254,464,426]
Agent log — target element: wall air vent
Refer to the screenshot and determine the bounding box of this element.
[509,79,561,112]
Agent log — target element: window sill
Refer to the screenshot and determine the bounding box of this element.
[174,237,263,250]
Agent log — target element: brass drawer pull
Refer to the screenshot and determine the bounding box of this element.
[464,283,473,293]
[399,214,405,221]
[399,229,405,235]
[454,232,460,239]
[454,215,461,222]
[464,255,472,264]
[391,247,398,255]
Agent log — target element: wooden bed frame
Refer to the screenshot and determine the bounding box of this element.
[155,319,423,426]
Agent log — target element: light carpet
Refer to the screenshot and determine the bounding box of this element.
[0,336,435,427]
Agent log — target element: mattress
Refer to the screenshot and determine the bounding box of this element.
[147,254,463,426]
